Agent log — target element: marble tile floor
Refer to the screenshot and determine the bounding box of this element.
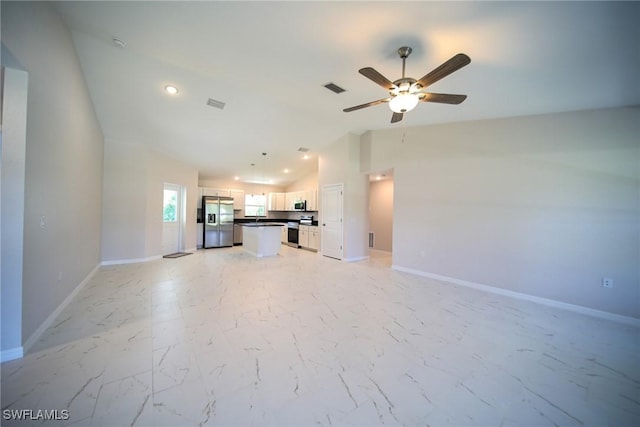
[1,246,638,426]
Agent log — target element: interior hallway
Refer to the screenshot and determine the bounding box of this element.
[1,247,638,426]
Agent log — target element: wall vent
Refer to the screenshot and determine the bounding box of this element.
[206,98,226,110]
[323,82,346,94]
[369,232,374,248]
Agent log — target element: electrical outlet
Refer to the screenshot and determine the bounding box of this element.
[602,278,613,288]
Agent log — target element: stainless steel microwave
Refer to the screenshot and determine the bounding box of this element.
[294,201,306,211]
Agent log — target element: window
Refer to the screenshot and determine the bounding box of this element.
[245,194,266,217]
[163,189,178,222]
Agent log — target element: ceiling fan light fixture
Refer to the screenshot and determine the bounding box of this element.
[389,93,419,113]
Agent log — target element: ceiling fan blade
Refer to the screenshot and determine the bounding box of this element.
[419,93,467,104]
[343,98,389,112]
[391,112,404,123]
[359,67,396,91]
[416,53,471,89]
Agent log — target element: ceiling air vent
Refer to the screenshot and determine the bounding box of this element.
[323,82,346,94]
[206,98,226,110]
[298,147,310,152]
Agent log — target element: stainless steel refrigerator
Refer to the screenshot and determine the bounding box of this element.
[203,196,234,248]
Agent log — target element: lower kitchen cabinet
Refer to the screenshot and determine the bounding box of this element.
[299,225,309,248]
[308,226,319,251]
[299,225,319,251]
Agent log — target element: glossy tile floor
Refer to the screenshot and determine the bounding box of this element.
[2,246,639,426]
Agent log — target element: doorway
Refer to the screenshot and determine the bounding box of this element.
[162,183,185,255]
[368,171,394,255]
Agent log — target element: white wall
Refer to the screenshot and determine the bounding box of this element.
[101,138,147,261]
[285,168,318,193]
[362,107,640,319]
[1,2,105,346]
[319,133,369,261]
[1,67,29,359]
[102,139,198,262]
[147,149,199,253]
[369,179,393,252]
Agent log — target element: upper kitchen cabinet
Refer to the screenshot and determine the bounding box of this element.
[284,192,296,211]
[268,192,286,211]
[199,187,244,211]
[202,188,230,197]
[229,189,245,211]
[303,189,317,211]
[268,189,318,211]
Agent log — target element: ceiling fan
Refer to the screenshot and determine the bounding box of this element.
[344,47,471,123]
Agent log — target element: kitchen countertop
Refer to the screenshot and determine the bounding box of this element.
[234,219,319,226]
[242,222,285,227]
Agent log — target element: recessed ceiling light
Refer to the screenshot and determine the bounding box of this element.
[303,154,310,160]
[234,176,240,180]
[164,85,179,95]
[283,169,290,174]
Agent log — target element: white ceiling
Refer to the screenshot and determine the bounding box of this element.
[53,1,640,186]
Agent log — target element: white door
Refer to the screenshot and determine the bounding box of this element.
[162,183,184,255]
[321,183,343,260]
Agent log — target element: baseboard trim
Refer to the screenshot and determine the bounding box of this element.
[369,249,392,256]
[101,255,162,266]
[23,263,101,355]
[1,346,24,363]
[345,256,370,263]
[392,265,640,327]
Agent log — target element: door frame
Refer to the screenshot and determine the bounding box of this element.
[320,183,344,260]
[162,182,186,254]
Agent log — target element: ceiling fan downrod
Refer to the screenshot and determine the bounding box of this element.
[398,46,412,78]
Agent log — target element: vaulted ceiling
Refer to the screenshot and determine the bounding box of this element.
[53,1,640,186]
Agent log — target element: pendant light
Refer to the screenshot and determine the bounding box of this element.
[261,152,267,196]
[250,163,256,197]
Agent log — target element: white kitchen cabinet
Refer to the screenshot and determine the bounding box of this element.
[299,225,309,248]
[304,189,318,211]
[202,188,230,197]
[285,192,294,211]
[281,223,288,243]
[298,225,318,251]
[268,192,286,211]
[267,189,318,212]
[229,189,245,211]
[308,226,319,251]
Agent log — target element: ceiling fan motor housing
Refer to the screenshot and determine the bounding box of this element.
[398,46,412,59]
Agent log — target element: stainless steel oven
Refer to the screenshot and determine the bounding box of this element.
[287,222,299,247]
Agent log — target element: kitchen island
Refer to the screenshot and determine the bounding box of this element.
[242,223,284,257]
